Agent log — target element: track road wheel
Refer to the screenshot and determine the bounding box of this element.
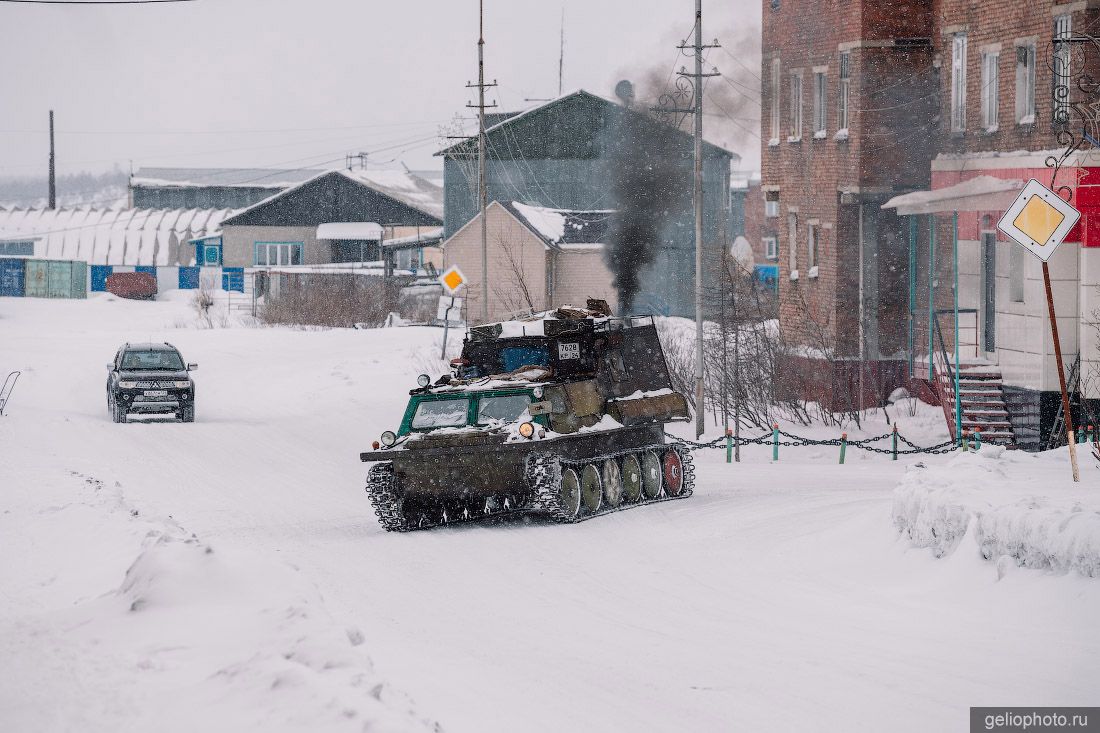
[180,406,195,423]
[621,454,643,502]
[580,464,603,514]
[662,449,684,497]
[365,462,409,532]
[601,459,623,508]
[558,468,582,520]
[641,451,662,499]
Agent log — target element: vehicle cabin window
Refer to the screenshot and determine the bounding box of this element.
[411,398,470,429]
[476,394,531,424]
[121,350,184,371]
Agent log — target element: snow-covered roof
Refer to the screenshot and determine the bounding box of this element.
[506,202,614,249]
[224,169,444,224]
[0,206,237,265]
[130,167,326,189]
[381,227,444,249]
[317,222,383,240]
[882,176,1023,215]
[339,169,444,220]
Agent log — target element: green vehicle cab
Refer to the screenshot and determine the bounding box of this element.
[395,387,550,438]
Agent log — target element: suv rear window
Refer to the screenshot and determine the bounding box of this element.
[411,398,470,429]
[121,350,184,370]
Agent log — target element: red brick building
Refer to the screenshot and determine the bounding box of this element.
[762,0,1100,447]
[760,0,938,407]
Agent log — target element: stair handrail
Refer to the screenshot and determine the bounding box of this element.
[929,316,957,441]
[1046,353,1081,450]
[0,370,21,416]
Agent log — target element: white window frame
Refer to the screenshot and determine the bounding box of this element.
[951,33,968,132]
[1015,42,1036,125]
[789,71,803,142]
[770,57,782,145]
[1054,15,1072,124]
[980,51,999,131]
[765,191,780,218]
[788,213,799,279]
[813,71,827,138]
[764,236,778,260]
[838,52,850,133]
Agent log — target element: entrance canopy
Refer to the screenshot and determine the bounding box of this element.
[882,176,1023,215]
[316,222,383,240]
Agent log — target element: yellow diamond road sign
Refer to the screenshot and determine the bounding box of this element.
[439,265,467,295]
[997,179,1081,262]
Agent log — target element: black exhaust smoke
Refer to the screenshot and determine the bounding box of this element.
[603,110,686,315]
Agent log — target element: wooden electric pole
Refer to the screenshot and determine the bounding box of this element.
[48,110,56,210]
[467,0,497,324]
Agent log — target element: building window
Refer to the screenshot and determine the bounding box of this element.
[981,51,999,131]
[838,52,850,133]
[1054,15,1072,124]
[770,58,782,144]
[1010,243,1025,302]
[765,190,780,218]
[789,72,803,142]
[254,242,303,266]
[951,33,968,132]
[788,213,799,279]
[764,236,778,260]
[0,240,34,256]
[813,71,827,138]
[1015,43,1036,125]
[807,223,820,276]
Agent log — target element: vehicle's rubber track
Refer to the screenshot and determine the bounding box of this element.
[366,443,694,533]
[366,462,411,532]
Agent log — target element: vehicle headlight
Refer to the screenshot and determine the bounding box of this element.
[531,386,543,398]
[119,381,138,389]
[518,421,535,439]
[173,380,191,388]
[417,374,431,388]
[380,430,397,447]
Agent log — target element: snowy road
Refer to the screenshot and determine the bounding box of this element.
[2,296,1098,732]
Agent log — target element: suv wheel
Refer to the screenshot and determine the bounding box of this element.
[180,406,195,423]
[113,399,128,424]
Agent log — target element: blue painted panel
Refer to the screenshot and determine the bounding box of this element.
[501,346,548,371]
[178,267,200,289]
[90,265,113,292]
[0,258,25,297]
[754,264,779,293]
[222,267,244,293]
[135,266,157,276]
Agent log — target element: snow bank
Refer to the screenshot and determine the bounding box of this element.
[0,470,437,733]
[893,448,1100,577]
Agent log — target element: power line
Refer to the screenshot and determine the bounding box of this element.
[0,0,194,4]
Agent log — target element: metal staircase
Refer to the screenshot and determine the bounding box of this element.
[1045,354,1081,450]
[930,316,1016,447]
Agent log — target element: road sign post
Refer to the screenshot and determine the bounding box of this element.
[438,266,468,361]
[998,179,1081,481]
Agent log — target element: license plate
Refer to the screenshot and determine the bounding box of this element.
[143,390,167,397]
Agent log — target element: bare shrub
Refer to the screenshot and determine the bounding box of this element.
[260,273,401,329]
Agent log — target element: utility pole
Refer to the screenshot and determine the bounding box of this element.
[467,0,497,324]
[677,1,719,438]
[48,110,56,210]
[558,8,565,96]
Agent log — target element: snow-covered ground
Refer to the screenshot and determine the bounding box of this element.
[2,295,1099,732]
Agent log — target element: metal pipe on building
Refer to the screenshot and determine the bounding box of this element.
[693,0,705,438]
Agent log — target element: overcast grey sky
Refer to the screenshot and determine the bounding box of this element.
[1,0,760,179]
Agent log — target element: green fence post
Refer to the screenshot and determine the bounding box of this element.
[772,423,779,462]
[1077,425,1085,444]
[892,424,898,461]
[973,428,982,451]
[726,428,733,464]
[1090,425,1095,443]
[839,433,847,464]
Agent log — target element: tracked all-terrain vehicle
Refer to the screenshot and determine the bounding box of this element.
[360,304,695,531]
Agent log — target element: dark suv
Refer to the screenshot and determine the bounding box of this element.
[107,342,197,423]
